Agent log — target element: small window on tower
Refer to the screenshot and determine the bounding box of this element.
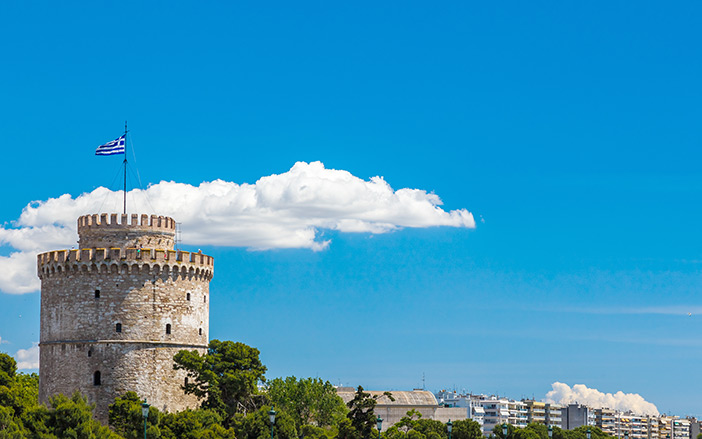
[88,349,92,357]
[94,289,100,298]
[166,324,171,335]
[204,295,207,303]
[185,377,188,386]
[186,293,190,301]
[93,371,101,386]
[199,328,202,336]
[116,323,122,333]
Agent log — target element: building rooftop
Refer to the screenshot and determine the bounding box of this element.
[337,389,438,407]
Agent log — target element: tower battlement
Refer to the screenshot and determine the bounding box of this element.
[39,213,213,421]
[37,248,214,268]
[37,248,214,280]
[78,213,176,231]
[77,213,177,250]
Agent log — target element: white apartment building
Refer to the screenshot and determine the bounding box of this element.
[480,396,511,435]
[435,389,694,439]
[671,417,690,439]
[617,412,650,439]
[473,395,529,434]
[434,391,485,431]
[508,400,528,428]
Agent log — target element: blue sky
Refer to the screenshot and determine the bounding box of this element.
[1,1,701,416]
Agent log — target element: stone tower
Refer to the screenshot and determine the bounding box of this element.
[37,213,213,421]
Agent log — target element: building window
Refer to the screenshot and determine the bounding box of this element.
[186,293,190,301]
[116,323,122,333]
[93,371,101,386]
[88,349,92,357]
[199,328,202,336]
[94,289,100,298]
[185,377,188,386]
[204,295,207,303]
[166,324,171,335]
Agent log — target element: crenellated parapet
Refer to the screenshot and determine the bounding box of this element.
[39,212,213,421]
[37,248,214,280]
[77,213,177,250]
[78,213,176,231]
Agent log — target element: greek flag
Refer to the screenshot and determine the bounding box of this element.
[95,135,125,155]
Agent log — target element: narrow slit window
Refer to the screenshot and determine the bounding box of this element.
[186,293,190,301]
[115,323,122,333]
[88,349,92,357]
[204,295,207,303]
[93,371,101,386]
[166,323,171,335]
[199,328,202,336]
[94,289,100,298]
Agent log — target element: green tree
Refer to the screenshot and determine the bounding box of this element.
[571,426,610,439]
[385,410,455,439]
[9,372,38,418]
[231,405,297,439]
[412,419,446,439]
[523,423,548,439]
[386,410,421,437]
[174,340,267,419]
[0,405,28,439]
[493,423,517,439]
[342,387,393,439]
[0,354,16,388]
[160,409,236,439]
[451,419,482,439]
[336,417,357,439]
[267,376,347,430]
[108,391,161,439]
[298,424,337,439]
[26,392,120,439]
[0,353,38,438]
[512,429,540,439]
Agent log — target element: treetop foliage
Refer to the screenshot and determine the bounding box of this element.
[385,410,482,439]
[174,339,267,419]
[266,376,346,430]
[493,423,614,439]
[0,346,624,439]
[341,386,395,439]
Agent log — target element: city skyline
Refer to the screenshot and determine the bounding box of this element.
[1,1,701,417]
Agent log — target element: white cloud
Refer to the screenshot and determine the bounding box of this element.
[15,343,39,370]
[0,161,475,294]
[545,382,659,416]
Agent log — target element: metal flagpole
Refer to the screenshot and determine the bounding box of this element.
[123,121,128,214]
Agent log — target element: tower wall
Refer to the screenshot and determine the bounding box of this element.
[38,215,213,422]
[77,213,177,250]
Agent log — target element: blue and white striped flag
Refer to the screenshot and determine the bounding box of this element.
[95,135,125,155]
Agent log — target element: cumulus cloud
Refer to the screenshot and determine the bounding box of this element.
[545,382,659,416]
[15,343,39,370]
[0,161,475,294]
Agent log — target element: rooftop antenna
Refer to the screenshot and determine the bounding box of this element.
[422,372,425,390]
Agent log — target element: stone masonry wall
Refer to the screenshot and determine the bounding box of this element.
[38,214,213,422]
[77,213,176,250]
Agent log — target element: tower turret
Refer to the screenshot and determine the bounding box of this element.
[37,213,213,421]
